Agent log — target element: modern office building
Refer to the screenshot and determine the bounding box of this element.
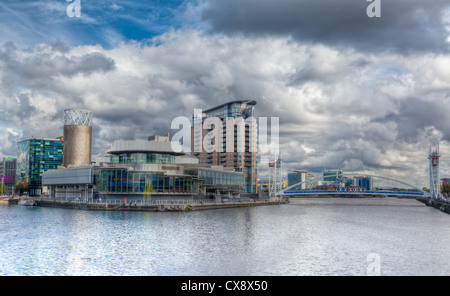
[1,157,16,195]
[16,138,64,196]
[287,170,317,190]
[287,172,301,187]
[184,164,245,195]
[353,176,373,190]
[323,169,344,182]
[344,177,354,187]
[191,100,258,193]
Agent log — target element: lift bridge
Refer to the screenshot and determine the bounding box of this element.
[280,173,429,198]
[272,142,445,201]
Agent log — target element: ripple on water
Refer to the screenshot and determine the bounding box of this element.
[0,198,449,275]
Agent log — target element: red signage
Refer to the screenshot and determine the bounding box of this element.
[432,158,439,167]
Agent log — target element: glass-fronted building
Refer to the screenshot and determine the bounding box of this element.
[287,170,317,190]
[110,153,175,165]
[288,172,302,188]
[98,139,197,196]
[43,137,245,202]
[323,169,343,182]
[16,138,63,196]
[353,176,373,190]
[184,165,245,193]
[97,168,195,194]
[43,140,245,202]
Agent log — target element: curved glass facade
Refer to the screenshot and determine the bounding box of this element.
[97,168,195,194]
[110,153,175,164]
[185,167,245,192]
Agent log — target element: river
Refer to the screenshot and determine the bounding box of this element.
[0,197,449,276]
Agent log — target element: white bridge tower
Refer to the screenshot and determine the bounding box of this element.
[428,142,443,200]
[268,152,283,200]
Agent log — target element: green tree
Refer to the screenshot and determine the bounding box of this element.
[441,183,450,194]
[0,183,6,195]
[15,181,29,195]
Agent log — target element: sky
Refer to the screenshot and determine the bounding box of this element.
[1,0,450,188]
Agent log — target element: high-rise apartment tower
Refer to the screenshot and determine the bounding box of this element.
[191,100,258,193]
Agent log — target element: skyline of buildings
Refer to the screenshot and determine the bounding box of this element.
[0,139,442,198]
[0,100,444,197]
[41,106,251,202]
[286,169,374,192]
[0,0,449,197]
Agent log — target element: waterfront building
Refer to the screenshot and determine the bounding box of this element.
[184,164,245,196]
[43,136,245,202]
[287,170,317,190]
[191,100,258,193]
[0,160,3,194]
[287,172,301,187]
[1,157,16,195]
[323,168,343,182]
[0,160,4,195]
[16,138,63,196]
[344,177,354,187]
[353,176,373,190]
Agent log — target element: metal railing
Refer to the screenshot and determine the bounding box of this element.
[35,196,267,205]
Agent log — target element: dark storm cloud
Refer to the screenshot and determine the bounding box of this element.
[202,0,450,53]
[2,51,116,80]
[374,97,450,142]
[1,30,449,186]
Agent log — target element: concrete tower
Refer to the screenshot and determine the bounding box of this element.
[63,109,93,167]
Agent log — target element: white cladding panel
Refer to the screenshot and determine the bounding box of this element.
[42,168,93,185]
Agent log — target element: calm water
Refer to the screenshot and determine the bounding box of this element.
[0,198,449,276]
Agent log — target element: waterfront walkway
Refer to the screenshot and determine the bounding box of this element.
[416,196,450,215]
[0,196,18,205]
[32,198,289,212]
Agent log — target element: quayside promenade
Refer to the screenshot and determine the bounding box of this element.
[32,198,289,212]
[416,196,450,215]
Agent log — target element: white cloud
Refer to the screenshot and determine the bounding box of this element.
[1,29,450,187]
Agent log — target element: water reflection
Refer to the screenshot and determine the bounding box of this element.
[0,198,449,275]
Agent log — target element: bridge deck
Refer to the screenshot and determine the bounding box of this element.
[283,190,425,196]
